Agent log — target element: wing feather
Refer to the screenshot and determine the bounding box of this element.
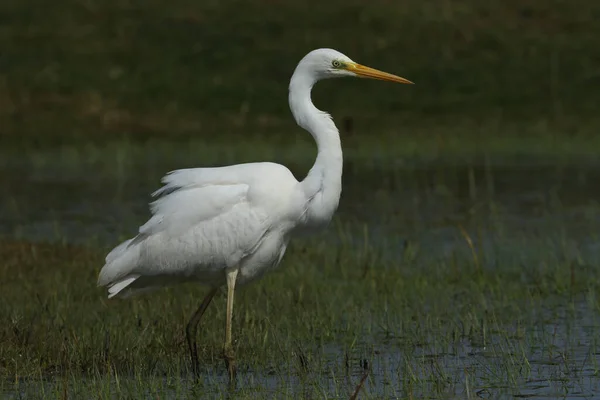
[152,165,258,197]
[141,183,249,238]
[98,165,272,292]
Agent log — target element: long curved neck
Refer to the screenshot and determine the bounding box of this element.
[289,71,343,227]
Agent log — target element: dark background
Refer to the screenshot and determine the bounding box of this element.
[1,0,598,145]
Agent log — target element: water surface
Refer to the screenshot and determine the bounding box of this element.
[2,142,600,398]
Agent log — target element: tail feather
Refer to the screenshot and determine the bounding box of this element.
[107,275,140,299]
[98,238,141,294]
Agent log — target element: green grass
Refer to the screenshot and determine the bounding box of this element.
[1,0,599,146]
[3,143,600,397]
[2,207,600,398]
[4,115,600,179]
[2,0,600,397]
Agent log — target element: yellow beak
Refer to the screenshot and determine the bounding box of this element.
[347,63,413,84]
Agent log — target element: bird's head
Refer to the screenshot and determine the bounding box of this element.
[295,48,413,85]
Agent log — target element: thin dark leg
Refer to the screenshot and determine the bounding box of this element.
[186,287,219,376]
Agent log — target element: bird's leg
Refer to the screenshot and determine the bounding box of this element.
[223,269,239,384]
[186,287,219,377]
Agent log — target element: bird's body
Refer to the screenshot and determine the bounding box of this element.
[97,48,411,381]
[98,162,301,294]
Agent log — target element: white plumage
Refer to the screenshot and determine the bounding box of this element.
[98,162,300,296]
[96,48,412,380]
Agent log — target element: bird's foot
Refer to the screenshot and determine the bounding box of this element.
[188,351,202,379]
[223,346,237,386]
[187,341,201,378]
[191,356,201,379]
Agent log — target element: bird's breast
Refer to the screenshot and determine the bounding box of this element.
[236,230,289,286]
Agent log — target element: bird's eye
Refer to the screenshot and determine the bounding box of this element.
[332,60,342,68]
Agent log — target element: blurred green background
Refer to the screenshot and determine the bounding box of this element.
[1,0,598,145]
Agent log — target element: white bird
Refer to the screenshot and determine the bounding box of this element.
[97,48,412,380]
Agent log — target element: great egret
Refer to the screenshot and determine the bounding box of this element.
[97,48,412,381]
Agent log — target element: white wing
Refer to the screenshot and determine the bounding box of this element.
[98,165,278,297]
[137,182,249,241]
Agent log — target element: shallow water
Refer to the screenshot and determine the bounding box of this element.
[2,142,600,398]
[2,147,600,247]
[4,302,599,399]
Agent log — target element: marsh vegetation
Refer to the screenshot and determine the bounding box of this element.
[1,0,600,398]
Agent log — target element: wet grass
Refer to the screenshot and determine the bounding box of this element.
[3,135,600,398]
[2,194,600,398]
[2,99,600,398]
[2,0,600,397]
